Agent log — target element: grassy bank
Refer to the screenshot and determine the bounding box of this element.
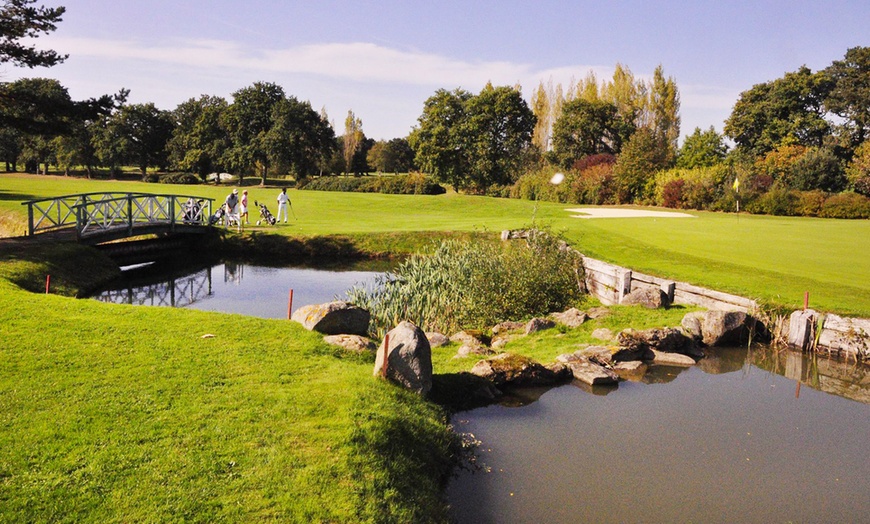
[0,251,458,522]
[3,173,868,316]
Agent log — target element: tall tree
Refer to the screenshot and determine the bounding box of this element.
[676,126,728,168]
[531,80,550,151]
[649,64,681,158]
[601,63,647,128]
[266,96,336,179]
[342,110,363,175]
[95,103,174,176]
[460,83,536,188]
[410,88,472,189]
[551,98,632,167]
[222,81,286,184]
[824,46,870,146]
[167,95,229,179]
[724,66,832,156]
[612,127,670,203]
[0,0,66,68]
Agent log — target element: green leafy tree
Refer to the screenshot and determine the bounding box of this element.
[266,96,336,180]
[649,64,681,159]
[613,127,670,203]
[409,88,473,189]
[0,0,66,68]
[846,140,870,196]
[824,46,870,146]
[342,110,363,175]
[551,98,632,167]
[222,81,286,184]
[167,95,229,179]
[676,126,728,168]
[95,103,174,176]
[460,83,536,189]
[724,66,833,156]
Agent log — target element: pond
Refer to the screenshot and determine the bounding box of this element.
[91,259,384,318]
[447,346,870,523]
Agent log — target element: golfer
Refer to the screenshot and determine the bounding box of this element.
[225,188,240,227]
[276,188,289,223]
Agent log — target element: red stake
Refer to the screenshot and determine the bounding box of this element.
[381,334,390,378]
[45,274,51,294]
[287,289,294,319]
[804,291,809,310]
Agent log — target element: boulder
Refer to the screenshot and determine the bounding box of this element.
[621,286,664,309]
[565,358,619,385]
[681,312,705,340]
[425,332,450,348]
[591,328,615,342]
[450,330,490,346]
[323,334,376,353]
[525,317,556,334]
[701,310,751,347]
[636,327,703,358]
[651,349,696,367]
[373,321,433,395]
[613,360,648,381]
[291,301,370,336]
[586,307,611,319]
[470,353,569,387]
[613,329,655,361]
[456,343,495,358]
[492,321,525,335]
[550,307,588,328]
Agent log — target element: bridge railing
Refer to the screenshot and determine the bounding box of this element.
[21,192,214,238]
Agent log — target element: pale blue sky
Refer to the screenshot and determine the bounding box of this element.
[5,0,869,140]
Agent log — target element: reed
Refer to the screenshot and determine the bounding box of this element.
[345,230,585,338]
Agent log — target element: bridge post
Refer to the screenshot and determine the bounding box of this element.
[127,194,134,237]
[26,203,34,236]
[170,195,176,232]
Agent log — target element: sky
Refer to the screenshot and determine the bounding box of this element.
[4,0,869,142]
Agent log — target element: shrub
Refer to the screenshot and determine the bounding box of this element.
[298,173,445,195]
[795,190,827,217]
[159,172,200,185]
[661,178,685,208]
[819,192,870,219]
[652,165,729,210]
[746,187,799,216]
[344,231,585,338]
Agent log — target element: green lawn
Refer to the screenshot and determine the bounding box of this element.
[3,173,868,315]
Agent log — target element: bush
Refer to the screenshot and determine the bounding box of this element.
[795,190,827,217]
[746,187,799,216]
[298,173,445,195]
[344,231,585,338]
[159,172,200,185]
[819,192,870,219]
[652,165,729,210]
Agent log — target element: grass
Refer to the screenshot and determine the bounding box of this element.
[0,270,457,522]
[3,173,868,315]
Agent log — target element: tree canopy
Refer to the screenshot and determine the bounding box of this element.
[0,0,66,68]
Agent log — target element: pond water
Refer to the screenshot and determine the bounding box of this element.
[91,259,384,318]
[447,347,870,523]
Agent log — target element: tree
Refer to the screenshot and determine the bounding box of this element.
[460,83,535,188]
[531,80,550,151]
[222,81,286,184]
[676,126,728,169]
[649,65,681,158]
[167,95,230,179]
[551,98,632,167]
[612,127,670,203]
[342,110,363,175]
[724,66,832,156]
[410,85,535,191]
[824,46,870,146]
[0,0,67,68]
[95,103,174,176]
[601,63,647,128]
[846,140,870,196]
[266,96,336,179]
[409,88,472,189]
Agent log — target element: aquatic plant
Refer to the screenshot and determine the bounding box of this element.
[345,230,585,338]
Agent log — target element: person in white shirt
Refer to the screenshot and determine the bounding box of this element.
[276,188,289,223]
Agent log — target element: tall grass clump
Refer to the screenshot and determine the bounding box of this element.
[345,230,585,338]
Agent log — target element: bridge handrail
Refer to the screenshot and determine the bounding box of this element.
[21,192,214,237]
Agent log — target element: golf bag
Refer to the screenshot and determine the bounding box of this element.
[254,200,277,226]
[183,198,204,223]
[208,205,225,226]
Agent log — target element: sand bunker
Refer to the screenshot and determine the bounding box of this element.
[567,207,695,219]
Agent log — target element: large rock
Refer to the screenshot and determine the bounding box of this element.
[491,321,525,335]
[373,321,433,395]
[291,301,370,336]
[525,317,556,334]
[323,334,376,353]
[701,310,751,346]
[681,312,705,341]
[425,332,450,348]
[621,286,664,309]
[629,327,703,359]
[565,358,619,385]
[470,353,569,387]
[550,307,587,328]
[651,349,696,367]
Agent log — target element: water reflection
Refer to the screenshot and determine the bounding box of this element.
[448,347,870,523]
[91,259,385,319]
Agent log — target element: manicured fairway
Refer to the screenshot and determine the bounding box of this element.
[2,174,869,315]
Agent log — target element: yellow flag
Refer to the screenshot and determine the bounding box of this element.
[732,177,740,192]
